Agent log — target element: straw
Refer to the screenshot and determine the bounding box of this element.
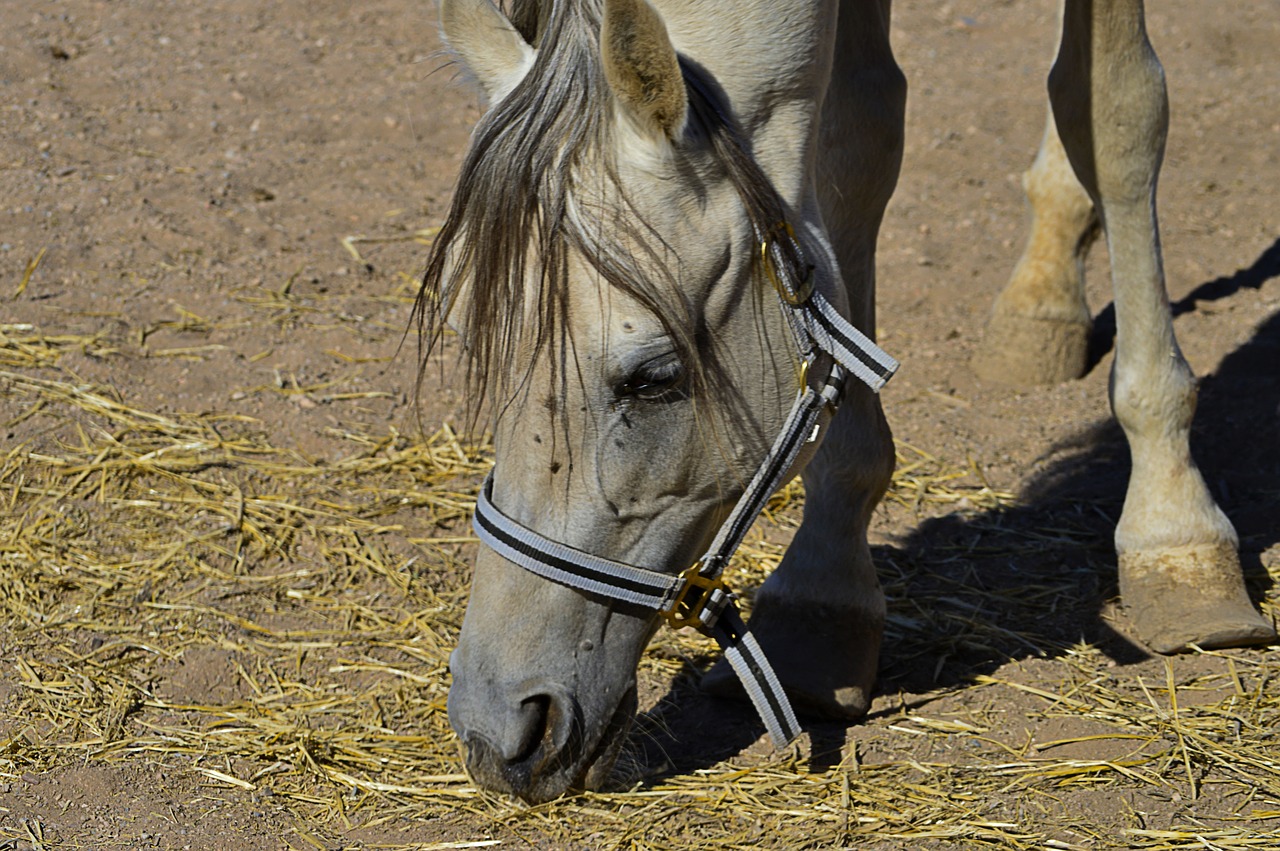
[2,302,1278,850]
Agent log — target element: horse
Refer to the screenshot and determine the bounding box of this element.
[419,0,1275,803]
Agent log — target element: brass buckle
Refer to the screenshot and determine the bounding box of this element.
[662,563,729,633]
[761,221,815,307]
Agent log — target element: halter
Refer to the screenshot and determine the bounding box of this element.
[472,221,898,747]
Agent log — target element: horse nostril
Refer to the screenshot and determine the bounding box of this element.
[509,694,552,765]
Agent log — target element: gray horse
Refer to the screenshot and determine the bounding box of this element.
[421,0,1273,802]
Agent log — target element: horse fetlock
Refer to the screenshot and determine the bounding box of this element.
[703,595,884,720]
[1117,456,1233,550]
[1118,542,1275,653]
[975,143,1094,387]
[973,308,1090,386]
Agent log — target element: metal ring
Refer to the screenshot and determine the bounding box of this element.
[761,222,815,307]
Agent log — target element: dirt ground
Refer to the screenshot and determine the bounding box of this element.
[1,0,1279,848]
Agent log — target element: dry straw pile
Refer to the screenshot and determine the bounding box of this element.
[2,316,1279,850]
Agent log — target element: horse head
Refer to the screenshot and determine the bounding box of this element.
[425,0,843,801]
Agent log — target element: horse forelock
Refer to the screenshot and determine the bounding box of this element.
[417,0,800,430]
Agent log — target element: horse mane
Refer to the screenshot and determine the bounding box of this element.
[415,0,804,425]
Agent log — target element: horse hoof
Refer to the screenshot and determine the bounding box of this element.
[701,598,882,721]
[972,312,1090,386]
[1119,543,1276,653]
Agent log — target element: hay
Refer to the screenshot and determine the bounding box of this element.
[2,317,1279,850]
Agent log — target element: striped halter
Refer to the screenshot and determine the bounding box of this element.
[472,222,897,747]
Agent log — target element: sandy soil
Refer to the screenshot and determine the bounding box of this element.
[1,0,1278,848]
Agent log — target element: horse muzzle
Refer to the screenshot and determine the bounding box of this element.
[448,662,637,802]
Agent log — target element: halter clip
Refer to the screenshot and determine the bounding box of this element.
[662,563,730,634]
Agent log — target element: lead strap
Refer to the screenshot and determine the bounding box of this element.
[713,608,802,746]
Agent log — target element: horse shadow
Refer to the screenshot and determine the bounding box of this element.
[629,237,1280,781]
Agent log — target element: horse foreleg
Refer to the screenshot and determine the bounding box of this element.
[973,112,1099,385]
[1050,0,1273,651]
[702,389,893,720]
[743,391,896,718]
[704,0,903,719]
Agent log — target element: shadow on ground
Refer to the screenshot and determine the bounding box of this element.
[630,239,1280,781]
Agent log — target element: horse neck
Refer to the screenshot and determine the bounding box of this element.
[654,0,838,204]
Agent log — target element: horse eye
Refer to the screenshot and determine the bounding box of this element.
[617,358,687,401]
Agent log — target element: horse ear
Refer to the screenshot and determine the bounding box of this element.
[601,0,687,140]
[440,0,536,102]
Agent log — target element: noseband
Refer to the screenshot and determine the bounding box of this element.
[472,222,898,747]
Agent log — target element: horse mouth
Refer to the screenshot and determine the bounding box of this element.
[581,684,638,792]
